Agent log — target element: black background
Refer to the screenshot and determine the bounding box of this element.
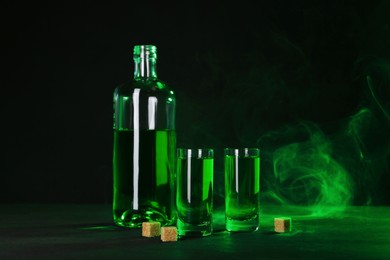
[1,1,389,205]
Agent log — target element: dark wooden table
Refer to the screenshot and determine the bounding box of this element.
[0,204,389,259]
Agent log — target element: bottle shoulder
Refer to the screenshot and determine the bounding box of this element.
[116,79,173,91]
[114,79,175,99]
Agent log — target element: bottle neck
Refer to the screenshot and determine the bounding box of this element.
[134,58,157,79]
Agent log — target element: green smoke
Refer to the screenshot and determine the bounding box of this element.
[261,123,353,217]
[365,59,390,122]
[346,108,372,161]
[368,75,390,122]
[342,58,390,205]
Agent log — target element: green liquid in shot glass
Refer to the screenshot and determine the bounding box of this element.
[225,155,260,232]
[176,157,213,237]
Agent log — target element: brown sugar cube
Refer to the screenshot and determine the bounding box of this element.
[142,222,161,237]
[274,217,292,233]
[161,226,178,242]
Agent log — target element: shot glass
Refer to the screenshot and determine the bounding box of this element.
[224,148,260,232]
[176,148,214,237]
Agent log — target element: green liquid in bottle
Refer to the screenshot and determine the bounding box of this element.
[113,129,176,228]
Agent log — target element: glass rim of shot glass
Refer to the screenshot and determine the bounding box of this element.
[224,148,260,157]
[177,148,214,159]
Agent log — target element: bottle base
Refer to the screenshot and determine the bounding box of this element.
[114,208,172,228]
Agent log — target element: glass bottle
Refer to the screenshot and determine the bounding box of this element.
[113,45,176,228]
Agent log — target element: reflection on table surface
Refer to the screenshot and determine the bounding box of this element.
[0,204,389,259]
